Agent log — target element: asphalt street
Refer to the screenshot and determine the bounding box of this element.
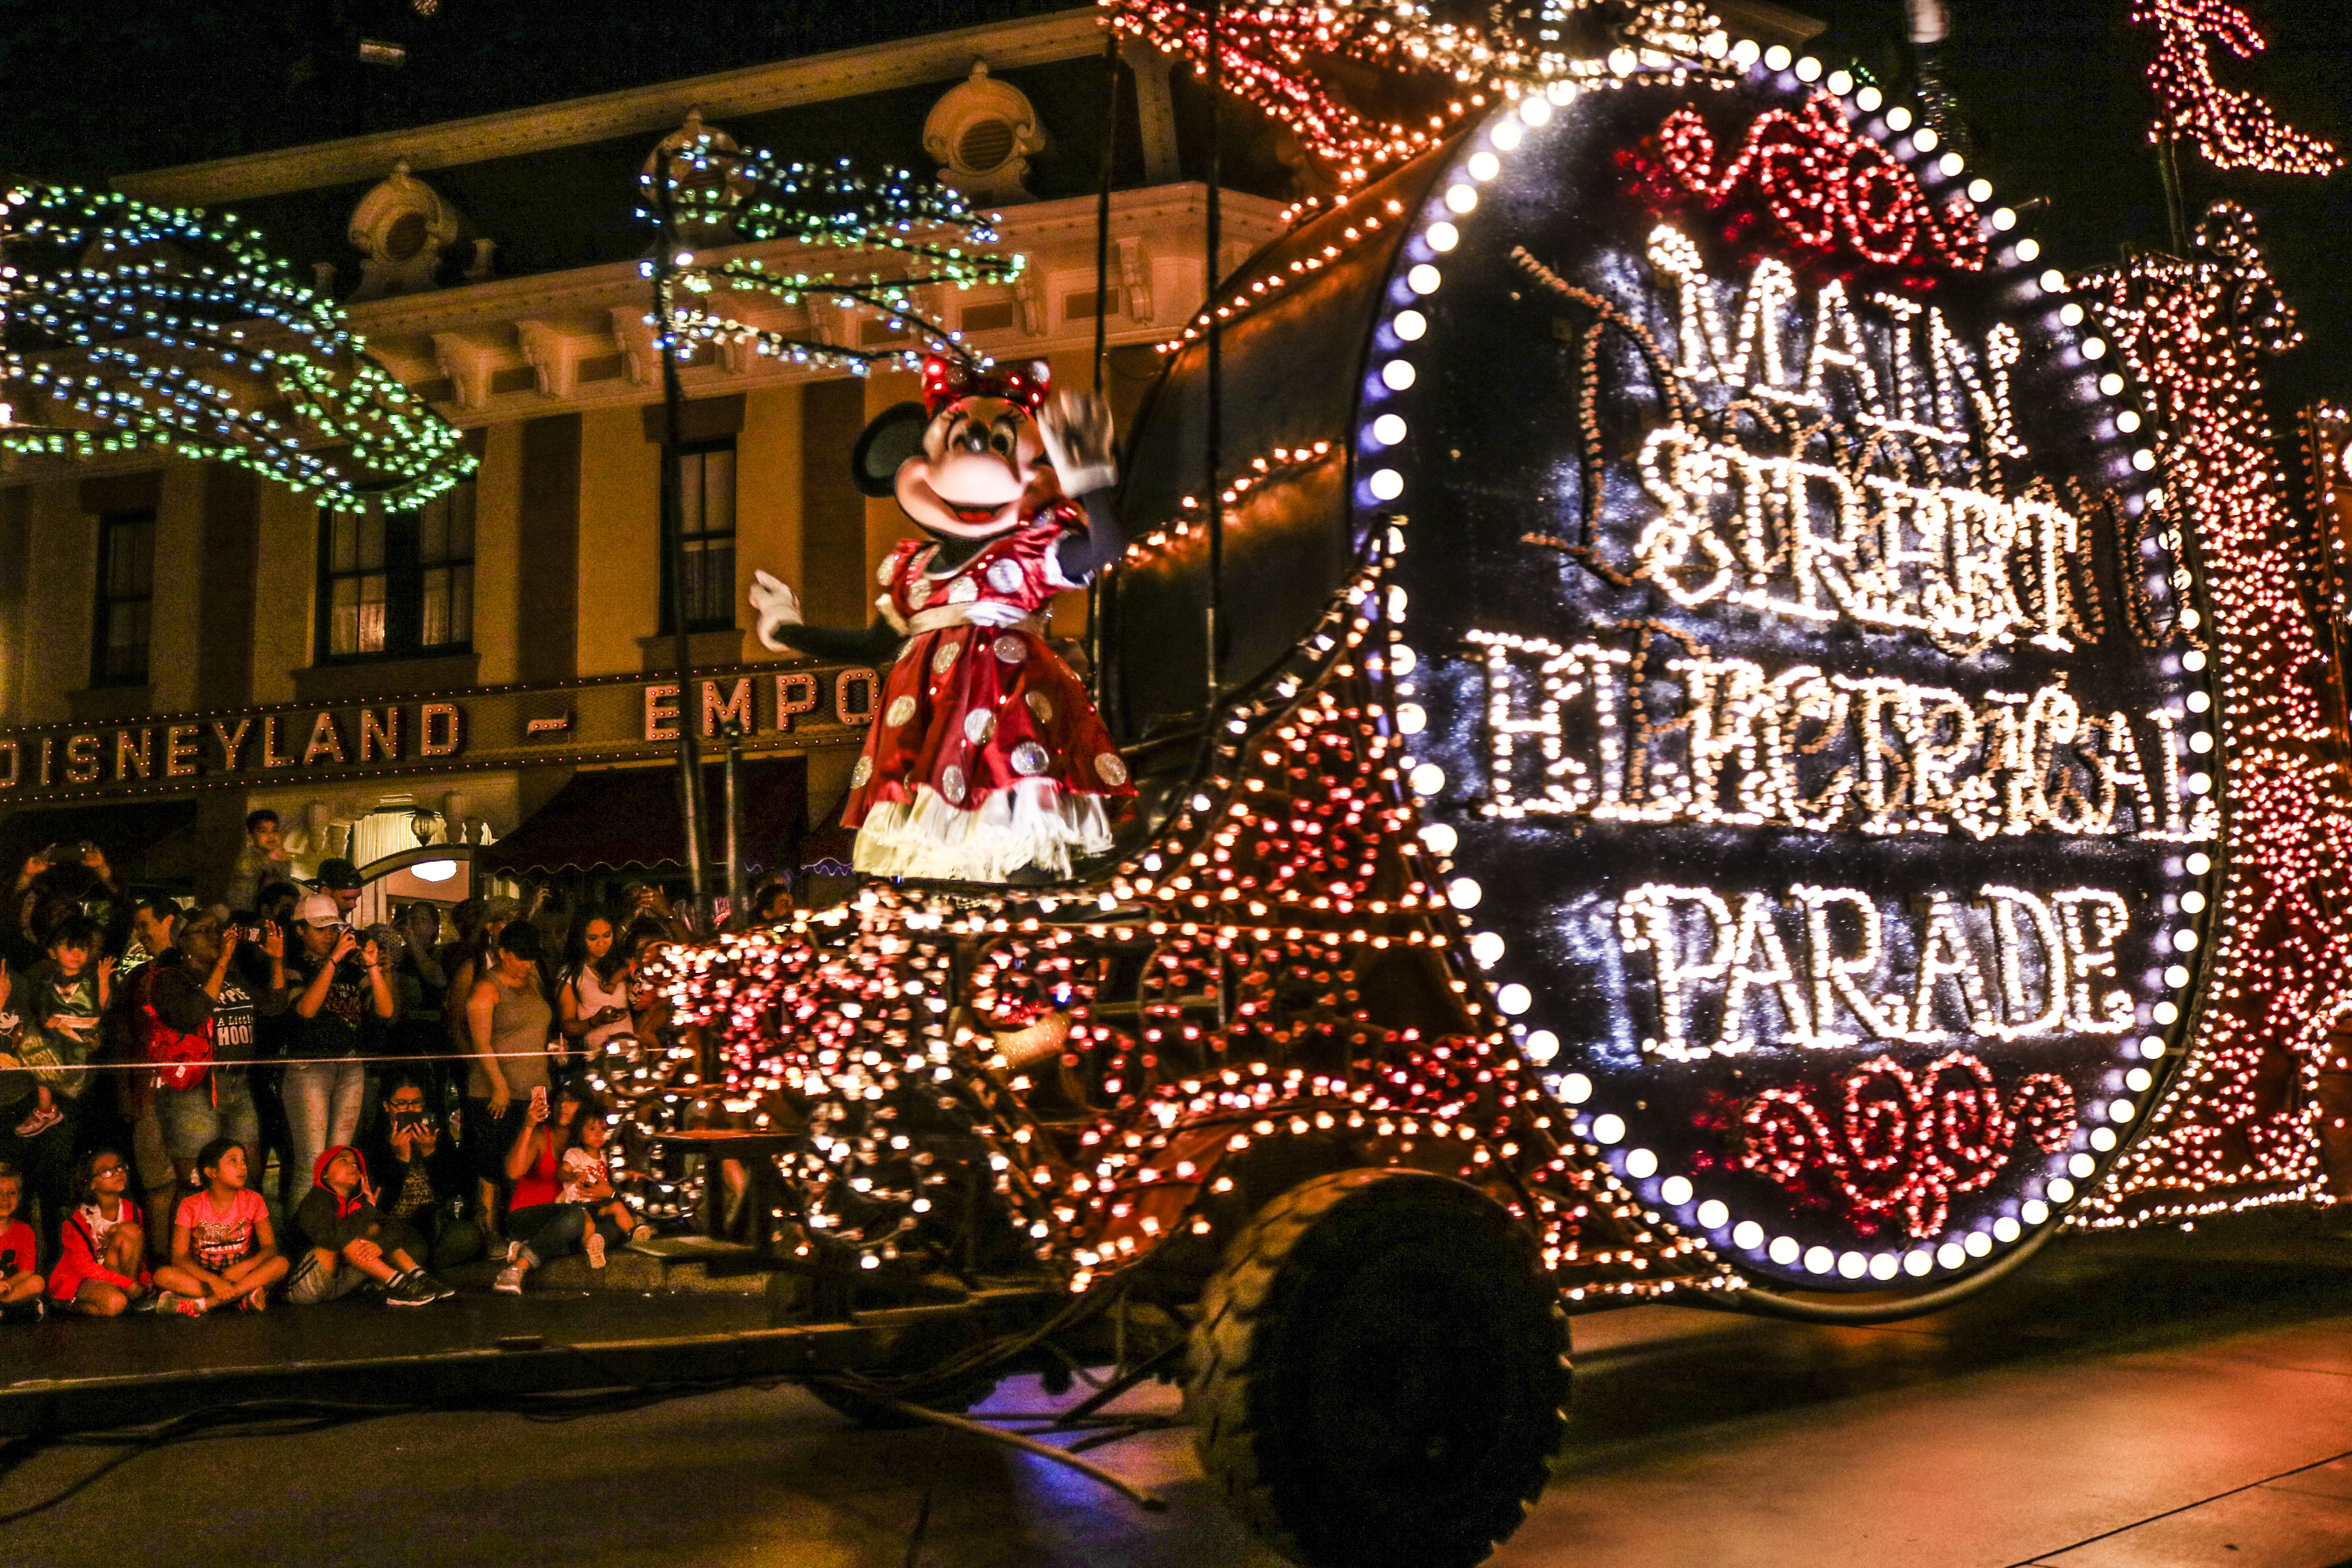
[3,1214,2350,1567]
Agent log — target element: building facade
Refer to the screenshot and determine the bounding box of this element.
[0,9,1290,901]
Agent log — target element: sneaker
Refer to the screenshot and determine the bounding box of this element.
[157,1291,209,1318]
[583,1229,607,1269]
[506,1238,524,1266]
[385,1273,438,1308]
[11,1103,60,1139]
[492,1264,526,1295]
[238,1289,268,1313]
[629,1224,656,1246]
[414,1271,457,1301]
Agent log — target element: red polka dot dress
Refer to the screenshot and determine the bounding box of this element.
[844,506,1134,881]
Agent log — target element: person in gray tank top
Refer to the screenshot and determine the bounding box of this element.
[462,921,554,1238]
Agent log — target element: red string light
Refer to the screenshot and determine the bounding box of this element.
[2129,0,2340,176]
[1734,1052,2076,1238]
[2070,203,2352,1225]
[1641,93,1986,274]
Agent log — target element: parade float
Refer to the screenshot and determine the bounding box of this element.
[4,2,2349,1564]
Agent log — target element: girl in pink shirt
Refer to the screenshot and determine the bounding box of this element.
[154,1138,288,1314]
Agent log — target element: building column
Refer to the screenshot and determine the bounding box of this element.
[517,412,582,685]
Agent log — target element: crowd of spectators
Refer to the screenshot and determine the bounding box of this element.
[0,807,731,1322]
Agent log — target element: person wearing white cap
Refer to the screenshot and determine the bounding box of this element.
[280,893,394,1211]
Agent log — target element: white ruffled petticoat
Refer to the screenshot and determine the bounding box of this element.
[853,777,1115,882]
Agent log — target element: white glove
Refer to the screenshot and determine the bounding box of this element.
[1038,388,1117,498]
[749,570,804,651]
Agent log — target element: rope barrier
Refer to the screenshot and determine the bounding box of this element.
[1,1045,645,1073]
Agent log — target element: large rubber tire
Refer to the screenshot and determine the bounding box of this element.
[1187,1169,1571,1568]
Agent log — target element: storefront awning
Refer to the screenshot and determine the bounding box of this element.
[478,757,806,877]
[0,798,201,890]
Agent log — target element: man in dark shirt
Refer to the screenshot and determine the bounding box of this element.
[147,911,288,1189]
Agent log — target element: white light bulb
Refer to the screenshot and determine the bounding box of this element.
[1496,983,1531,1015]
[1444,184,1478,214]
[1524,1030,1559,1064]
[1698,1199,1731,1229]
[1447,877,1483,909]
[1490,120,1523,152]
[1407,263,1442,294]
[1426,221,1459,252]
[1768,1235,1800,1264]
[1733,1219,1764,1249]
[1886,105,1914,131]
[1939,151,1964,177]
[1467,151,1500,181]
[1560,1072,1592,1104]
[1794,55,1822,82]
[1912,127,1939,152]
[1661,1175,1694,1205]
[1381,359,1416,391]
[1826,69,1853,95]
[1519,95,1552,126]
[1590,1113,1625,1145]
[1372,412,1408,445]
[1856,84,1882,110]
[2015,237,2041,262]
[1419,821,1455,853]
[1625,1147,1658,1178]
[1764,44,1792,71]
[1470,930,1505,964]
[1393,309,1426,341]
[1369,468,1404,501]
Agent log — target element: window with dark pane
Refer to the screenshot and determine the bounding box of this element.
[314,480,477,662]
[417,483,475,649]
[662,440,737,634]
[92,510,155,687]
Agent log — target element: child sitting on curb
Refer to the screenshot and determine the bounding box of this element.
[49,1148,150,1316]
[0,1161,44,1323]
[154,1138,287,1315]
[288,1146,451,1308]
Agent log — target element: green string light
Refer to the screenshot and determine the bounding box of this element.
[0,182,475,509]
[639,137,1023,374]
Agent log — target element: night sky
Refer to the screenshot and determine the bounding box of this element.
[4,0,2346,407]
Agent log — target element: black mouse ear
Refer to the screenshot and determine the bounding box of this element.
[850,401,930,497]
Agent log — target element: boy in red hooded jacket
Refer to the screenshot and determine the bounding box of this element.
[287,1145,451,1307]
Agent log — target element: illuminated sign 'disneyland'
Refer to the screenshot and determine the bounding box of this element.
[1363,73,2216,1289]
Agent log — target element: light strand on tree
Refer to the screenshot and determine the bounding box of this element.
[638,131,1022,376]
[0,183,473,508]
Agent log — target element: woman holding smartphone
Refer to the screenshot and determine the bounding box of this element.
[462,922,554,1242]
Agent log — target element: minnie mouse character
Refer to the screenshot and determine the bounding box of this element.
[750,357,1134,882]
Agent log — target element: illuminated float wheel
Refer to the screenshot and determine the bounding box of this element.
[1186,1169,1568,1568]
